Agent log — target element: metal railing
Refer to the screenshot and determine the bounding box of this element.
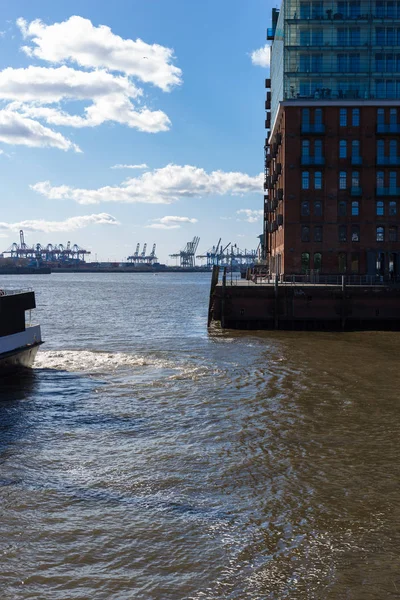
[219,272,400,287]
[0,287,33,296]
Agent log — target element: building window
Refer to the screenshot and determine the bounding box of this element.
[302,140,310,158]
[352,171,359,187]
[338,252,347,272]
[314,140,323,160]
[301,226,310,242]
[389,171,397,191]
[352,108,360,126]
[389,226,398,241]
[301,252,310,274]
[302,108,310,126]
[376,226,385,241]
[302,171,310,190]
[377,140,385,160]
[314,171,322,189]
[390,139,397,158]
[339,225,347,242]
[338,200,347,216]
[340,108,347,126]
[339,170,347,189]
[351,253,359,273]
[389,200,397,215]
[339,140,347,158]
[352,200,359,215]
[314,252,322,271]
[351,224,360,242]
[314,200,323,216]
[314,226,323,242]
[376,200,385,216]
[352,140,360,160]
[377,108,385,124]
[314,108,322,125]
[377,170,384,189]
[301,201,310,216]
[390,108,397,124]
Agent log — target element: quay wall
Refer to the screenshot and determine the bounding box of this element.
[211,282,400,330]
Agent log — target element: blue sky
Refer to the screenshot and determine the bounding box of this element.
[0,0,271,263]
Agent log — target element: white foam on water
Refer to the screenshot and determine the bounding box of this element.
[34,350,177,374]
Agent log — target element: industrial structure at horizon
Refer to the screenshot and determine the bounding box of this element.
[264,0,400,277]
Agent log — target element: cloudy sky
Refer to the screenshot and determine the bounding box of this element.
[0,0,270,262]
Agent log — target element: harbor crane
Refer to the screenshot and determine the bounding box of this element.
[127,242,158,264]
[170,236,200,268]
[3,230,90,263]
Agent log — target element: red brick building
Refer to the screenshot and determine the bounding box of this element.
[265,101,400,277]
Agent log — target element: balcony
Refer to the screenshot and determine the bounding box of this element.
[277,188,284,200]
[351,156,362,165]
[376,187,400,196]
[301,156,325,165]
[301,124,325,134]
[267,28,276,40]
[351,186,362,196]
[377,156,400,166]
[377,124,400,134]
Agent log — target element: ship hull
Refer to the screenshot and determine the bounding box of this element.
[0,342,42,373]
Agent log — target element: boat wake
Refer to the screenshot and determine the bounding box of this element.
[34,349,177,374]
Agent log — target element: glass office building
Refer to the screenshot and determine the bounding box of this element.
[269,0,400,124]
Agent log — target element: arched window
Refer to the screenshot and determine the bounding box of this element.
[352,140,360,154]
[351,253,359,273]
[314,226,323,242]
[352,200,359,215]
[314,108,322,125]
[302,171,310,189]
[301,201,310,216]
[376,200,385,216]
[302,108,310,126]
[339,170,347,189]
[377,108,385,124]
[340,108,347,127]
[302,140,310,157]
[339,140,347,158]
[390,139,397,157]
[351,225,360,242]
[338,200,347,216]
[339,225,347,242]
[301,225,310,242]
[377,139,385,160]
[389,171,397,190]
[390,108,397,124]
[338,252,347,272]
[389,200,397,215]
[352,108,360,126]
[301,252,310,274]
[389,226,398,241]
[314,200,323,216]
[376,226,385,241]
[314,140,323,159]
[352,171,360,187]
[314,252,322,271]
[314,171,322,189]
[376,170,384,188]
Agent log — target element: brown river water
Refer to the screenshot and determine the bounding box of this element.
[0,272,399,599]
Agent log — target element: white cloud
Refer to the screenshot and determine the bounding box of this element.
[250,45,270,68]
[0,110,81,151]
[0,16,180,151]
[146,223,180,230]
[0,213,119,233]
[17,16,182,92]
[1,67,170,133]
[111,163,148,170]
[31,164,263,205]
[146,215,198,229]
[158,215,197,224]
[237,209,263,223]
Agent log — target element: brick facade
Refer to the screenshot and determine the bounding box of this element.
[265,102,400,277]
